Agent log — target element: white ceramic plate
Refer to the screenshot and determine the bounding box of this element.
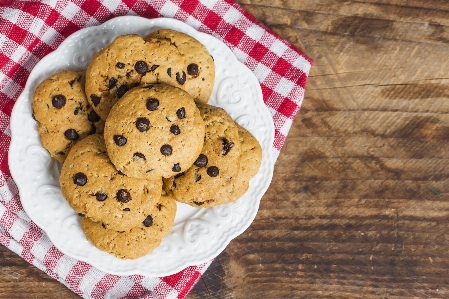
[9,16,275,276]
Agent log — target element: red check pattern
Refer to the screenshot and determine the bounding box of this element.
[0,0,312,298]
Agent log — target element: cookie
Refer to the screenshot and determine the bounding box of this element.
[104,83,205,179]
[145,29,215,104]
[81,192,177,259]
[164,103,241,206]
[85,34,186,120]
[184,123,262,208]
[60,134,162,232]
[32,70,105,162]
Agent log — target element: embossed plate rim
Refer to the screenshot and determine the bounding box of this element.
[9,16,275,276]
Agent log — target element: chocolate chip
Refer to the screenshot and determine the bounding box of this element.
[176,71,186,85]
[150,64,159,72]
[176,107,186,119]
[193,201,204,206]
[69,79,76,87]
[142,215,153,227]
[95,192,107,201]
[73,172,87,186]
[170,124,180,135]
[157,204,162,211]
[172,163,181,172]
[64,129,79,141]
[88,110,101,122]
[101,223,107,229]
[126,71,132,78]
[134,152,146,160]
[207,166,219,177]
[108,77,118,89]
[89,123,96,135]
[135,61,148,74]
[160,144,172,156]
[195,174,201,182]
[52,95,66,109]
[194,154,208,167]
[136,117,150,132]
[113,135,127,146]
[117,170,125,176]
[90,94,100,106]
[74,106,81,115]
[78,213,85,217]
[146,98,159,111]
[222,138,234,156]
[174,172,185,178]
[123,208,130,211]
[187,63,199,77]
[116,62,125,69]
[167,68,172,77]
[116,189,131,203]
[116,84,129,98]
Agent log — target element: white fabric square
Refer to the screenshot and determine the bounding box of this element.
[267,105,277,118]
[85,17,99,27]
[275,77,295,97]
[270,39,288,57]
[2,8,20,24]
[29,17,45,36]
[279,117,293,136]
[7,239,24,256]
[101,0,121,12]
[232,47,248,63]
[1,79,21,99]
[30,234,53,261]
[0,178,14,202]
[22,52,39,72]
[61,2,80,20]
[253,63,271,82]
[159,1,179,18]
[54,255,77,279]
[246,24,264,41]
[186,16,202,30]
[140,276,161,290]
[9,219,29,241]
[199,0,219,10]
[222,6,242,24]
[0,34,6,47]
[293,55,311,74]
[104,277,134,299]
[11,45,27,63]
[78,267,104,297]
[40,26,59,46]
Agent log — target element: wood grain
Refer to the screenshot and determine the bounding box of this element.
[2,0,449,298]
[188,0,449,298]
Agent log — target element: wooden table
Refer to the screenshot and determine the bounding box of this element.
[2,0,449,297]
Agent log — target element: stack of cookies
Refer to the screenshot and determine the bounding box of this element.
[32,29,262,259]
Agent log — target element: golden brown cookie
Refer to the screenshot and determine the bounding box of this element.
[104,83,205,179]
[85,34,186,120]
[186,123,262,208]
[145,29,215,104]
[32,70,104,162]
[81,192,177,259]
[164,103,241,206]
[60,134,162,232]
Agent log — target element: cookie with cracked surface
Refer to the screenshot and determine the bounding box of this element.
[32,70,105,162]
[85,34,185,120]
[60,134,162,232]
[80,192,177,259]
[145,29,215,104]
[104,83,205,179]
[183,123,262,208]
[164,103,241,206]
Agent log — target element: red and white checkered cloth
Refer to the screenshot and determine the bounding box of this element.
[0,0,312,298]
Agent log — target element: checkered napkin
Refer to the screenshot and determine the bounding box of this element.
[0,0,312,298]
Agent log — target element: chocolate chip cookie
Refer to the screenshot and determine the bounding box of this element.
[81,191,177,259]
[186,123,262,208]
[85,34,186,120]
[145,29,215,104]
[104,83,205,179]
[164,103,241,206]
[32,70,105,162]
[60,134,162,232]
